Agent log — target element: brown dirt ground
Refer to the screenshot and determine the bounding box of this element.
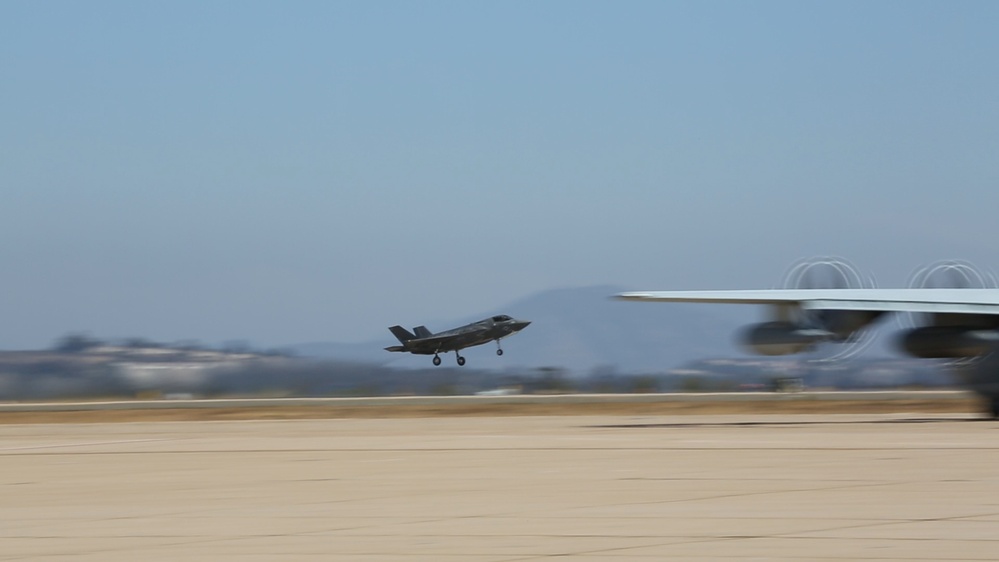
[0,398,981,424]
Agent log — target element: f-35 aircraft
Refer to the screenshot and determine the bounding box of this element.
[385,315,531,366]
[617,260,999,418]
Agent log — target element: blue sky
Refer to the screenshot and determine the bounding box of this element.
[2,1,998,348]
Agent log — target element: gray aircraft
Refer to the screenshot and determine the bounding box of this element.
[385,315,531,366]
[616,260,999,418]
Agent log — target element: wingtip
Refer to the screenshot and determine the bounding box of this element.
[613,292,646,300]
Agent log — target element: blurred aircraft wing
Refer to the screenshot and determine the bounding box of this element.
[616,288,999,315]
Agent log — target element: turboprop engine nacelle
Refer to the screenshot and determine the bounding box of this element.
[899,327,999,359]
[740,322,834,356]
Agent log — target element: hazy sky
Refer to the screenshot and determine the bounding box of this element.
[2,1,998,349]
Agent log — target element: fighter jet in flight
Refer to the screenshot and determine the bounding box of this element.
[385,315,531,366]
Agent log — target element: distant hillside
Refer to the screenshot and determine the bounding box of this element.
[291,285,756,374]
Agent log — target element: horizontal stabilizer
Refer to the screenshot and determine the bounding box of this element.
[384,345,406,352]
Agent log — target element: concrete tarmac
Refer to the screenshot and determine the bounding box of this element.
[2,414,999,561]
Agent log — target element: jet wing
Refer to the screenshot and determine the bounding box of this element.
[616,288,999,315]
[402,332,469,353]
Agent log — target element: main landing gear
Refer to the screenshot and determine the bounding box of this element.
[989,397,999,420]
[431,353,466,366]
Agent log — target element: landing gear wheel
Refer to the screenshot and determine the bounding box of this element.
[432,355,441,366]
[495,340,504,356]
[457,356,466,367]
[496,349,504,356]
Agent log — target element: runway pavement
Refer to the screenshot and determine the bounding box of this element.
[0,391,978,424]
[0,391,973,412]
[2,413,998,561]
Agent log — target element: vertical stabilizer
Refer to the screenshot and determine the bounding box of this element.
[389,326,417,343]
[413,326,433,339]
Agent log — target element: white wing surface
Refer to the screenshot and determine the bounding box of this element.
[616,289,999,315]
